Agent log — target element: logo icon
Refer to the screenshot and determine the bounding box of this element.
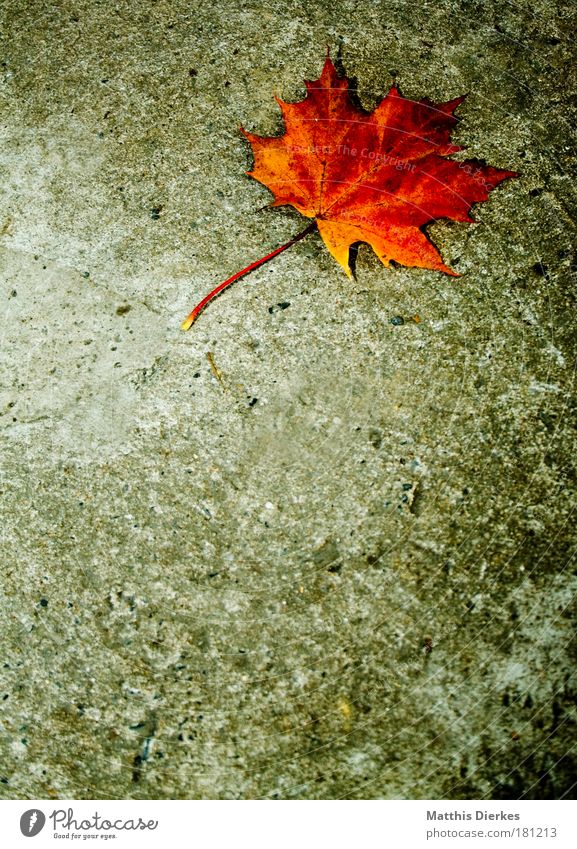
[20,810,46,837]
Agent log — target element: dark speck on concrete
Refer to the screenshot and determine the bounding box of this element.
[390,315,404,326]
[532,262,549,277]
[268,301,291,314]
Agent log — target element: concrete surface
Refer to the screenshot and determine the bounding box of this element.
[1,0,576,799]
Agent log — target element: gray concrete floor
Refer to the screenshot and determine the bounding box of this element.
[1,0,576,799]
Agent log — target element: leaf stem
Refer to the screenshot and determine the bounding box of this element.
[181,220,317,330]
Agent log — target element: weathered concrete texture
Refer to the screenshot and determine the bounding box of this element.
[1,0,576,799]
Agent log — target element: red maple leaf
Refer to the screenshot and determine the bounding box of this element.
[182,55,517,328]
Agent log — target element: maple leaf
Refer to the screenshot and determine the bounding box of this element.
[182,55,517,328]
